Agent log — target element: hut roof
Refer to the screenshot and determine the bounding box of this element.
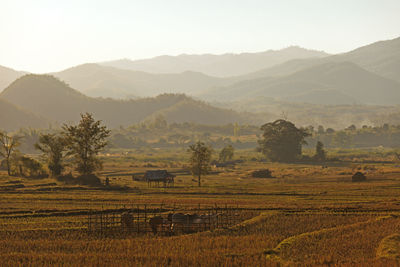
[144,170,175,181]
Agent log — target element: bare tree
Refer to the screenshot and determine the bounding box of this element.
[0,131,22,175]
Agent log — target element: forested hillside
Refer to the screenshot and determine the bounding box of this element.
[202,61,400,105]
[0,98,48,131]
[0,74,267,129]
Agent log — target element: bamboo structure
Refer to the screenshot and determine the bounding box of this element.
[87,203,252,235]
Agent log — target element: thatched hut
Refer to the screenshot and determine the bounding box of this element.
[144,170,175,188]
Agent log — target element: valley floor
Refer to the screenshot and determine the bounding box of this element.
[2,158,400,266]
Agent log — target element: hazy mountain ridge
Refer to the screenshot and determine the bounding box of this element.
[1,37,399,131]
[0,65,26,92]
[239,37,400,82]
[101,46,329,77]
[53,37,400,106]
[331,36,400,83]
[0,74,266,129]
[1,74,399,131]
[52,63,238,98]
[0,98,48,131]
[145,99,267,126]
[202,61,400,105]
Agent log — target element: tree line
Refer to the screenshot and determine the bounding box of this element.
[9,118,400,154]
[5,116,388,188]
[0,113,110,180]
[0,117,328,182]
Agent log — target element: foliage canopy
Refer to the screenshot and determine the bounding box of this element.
[219,144,234,162]
[188,141,212,187]
[35,133,67,177]
[258,119,309,162]
[314,141,326,162]
[63,113,110,176]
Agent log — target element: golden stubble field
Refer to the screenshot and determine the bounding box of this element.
[2,154,400,266]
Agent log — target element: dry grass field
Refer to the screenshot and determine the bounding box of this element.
[2,149,400,266]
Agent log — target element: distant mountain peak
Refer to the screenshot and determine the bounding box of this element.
[100,46,329,77]
[0,65,27,92]
[4,74,85,95]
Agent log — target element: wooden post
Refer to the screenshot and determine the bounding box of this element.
[228,206,231,226]
[208,206,211,231]
[104,213,107,232]
[236,204,239,225]
[225,204,228,228]
[100,213,103,234]
[137,204,140,233]
[215,205,218,229]
[144,204,147,233]
[94,212,97,231]
[88,209,90,232]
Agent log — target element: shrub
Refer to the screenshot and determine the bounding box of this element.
[56,173,75,184]
[76,174,102,186]
[12,156,47,178]
[251,169,273,178]
[56,173,101,186]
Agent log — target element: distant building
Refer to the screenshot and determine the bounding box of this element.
[144,170,175,188]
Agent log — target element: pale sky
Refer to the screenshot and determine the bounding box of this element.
[1,0,399,73]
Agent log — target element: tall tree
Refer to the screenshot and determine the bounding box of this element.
[219,144,234,162]
[35,133,67,177]
[314,141,326,162]
[258,119,309,162]
[0,131,21,175]
[188,141,212,187]
[63,113,110,176]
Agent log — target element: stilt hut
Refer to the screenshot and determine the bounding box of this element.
[144,170,175,188]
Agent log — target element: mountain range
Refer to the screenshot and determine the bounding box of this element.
[2,38,399,106]
[0,37,400,130]
[58,37,400,106]
[51,63,236,99]
[201,61,400,105]
[242,37,400,82]
[0,74,268,130]
[101,46,329,77]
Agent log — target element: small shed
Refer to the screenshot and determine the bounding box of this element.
[144,170,175,188]
[352,171,366,182]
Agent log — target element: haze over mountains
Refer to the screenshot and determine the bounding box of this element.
[0,65,25,92]
[51,46,328,99]
[0,98,47,131]
[201,37,400,105]
[52,64,236,99]
[101,46,329,77]
[243,37,400,82]
[0,75,266,129]
[202,61,400,105]
[57,37,400,106]
[0,37,400,130]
